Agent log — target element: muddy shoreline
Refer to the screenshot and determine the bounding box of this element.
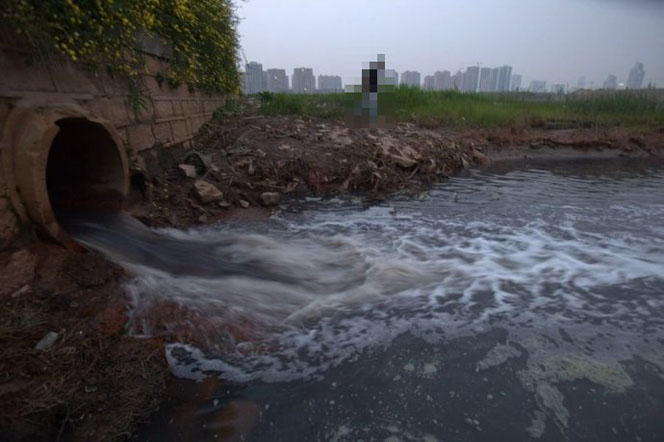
[134,113,663,229]
[1,113,662,440]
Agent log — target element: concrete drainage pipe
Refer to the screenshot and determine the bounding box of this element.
[1,103,129,243]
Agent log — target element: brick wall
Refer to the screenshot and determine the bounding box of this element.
[0,32,225,173]
[0,31,226,246]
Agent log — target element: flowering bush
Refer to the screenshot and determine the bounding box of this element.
[2,0,240,93]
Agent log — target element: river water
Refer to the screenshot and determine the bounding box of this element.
[64,158,664,441]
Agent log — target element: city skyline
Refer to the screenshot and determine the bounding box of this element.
[236,0,664,90]
[244,59,650,94]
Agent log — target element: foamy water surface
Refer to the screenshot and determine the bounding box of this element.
[67,158,664,441]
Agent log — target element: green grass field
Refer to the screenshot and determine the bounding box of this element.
[256,87,664,129]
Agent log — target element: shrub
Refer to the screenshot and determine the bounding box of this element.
[1,0,241,93]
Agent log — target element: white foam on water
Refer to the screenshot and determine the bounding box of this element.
[160,196,663,382]
[70,166,664,384]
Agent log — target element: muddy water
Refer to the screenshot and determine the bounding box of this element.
[64,158,664,441]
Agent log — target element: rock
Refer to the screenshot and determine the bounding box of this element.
[392,155,418,169]
[0,248,38,298]
[184,152,212,175]
[218,200,231,209]
[239,199,250,208]
[34,331,59,351]
[260,192,281,206]
[247,162,256,176]
[178,164,198,178]
[472,149,490,166]
[0,197,20,248]
[194,180,224,204]
[197,214,209,223]
[236,342,255,354]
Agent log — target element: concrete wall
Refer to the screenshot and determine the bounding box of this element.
[0,29,226,247]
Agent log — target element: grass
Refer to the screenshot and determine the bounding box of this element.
[256,87,664,129]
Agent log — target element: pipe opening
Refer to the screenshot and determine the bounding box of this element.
[46,118,126,223]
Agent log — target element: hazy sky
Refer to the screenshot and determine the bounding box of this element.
[236,0,664,88]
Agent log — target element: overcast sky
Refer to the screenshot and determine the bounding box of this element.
[236,0,664,88]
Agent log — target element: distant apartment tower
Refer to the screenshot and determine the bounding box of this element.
[478,67,492,92]
[317,75,343,93]
[488,68,500,92]
[627,62,645,89]
[385,69,399,86]
[452,71,465,90]
[510,74,522,91]
[401,70,421,88]
[266,68,289,92]
[423,75,435,90]
[551,83,566,94]
[462,66,480,92]
[434,70,452,90]
[496,65,512,92]
[603,74,618,90]
[576,76,586,89]
[530,80,547,93]
[292,67,315,93]
[245,62,264,94]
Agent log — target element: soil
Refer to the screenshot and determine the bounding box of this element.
[133,110,664,228]
[0,243,167,441]
[1,107,663,440]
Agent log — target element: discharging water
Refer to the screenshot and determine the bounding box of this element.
[63,158,664,441]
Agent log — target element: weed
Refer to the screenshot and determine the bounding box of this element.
[256,87,664,129]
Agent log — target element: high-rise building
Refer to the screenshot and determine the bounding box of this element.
[551,84,566,94]
[510,74,522,91]
[530,80,547,93]
[452,71,465,90]
[317,75,343,93]
[423,75,435,90]
[576,76,586,89]
[401,71,421,88]
[385,69,399,87]
[245,62,264,94]
[434,70,452,90]
[603,74,618,90]
[462,66,480,92]
[496,65,512,92]
[488,68,500,92]
[627,62,645,89]
[266,68,289,92]
[292,67,315,93]
[479,67,492,92]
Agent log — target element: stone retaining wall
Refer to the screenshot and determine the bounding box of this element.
[0,29,226,247]
[0,35,224,166]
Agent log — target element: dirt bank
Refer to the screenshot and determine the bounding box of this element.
[133,110,663,228]
[1,109,662,440]
[0,242,167,441]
